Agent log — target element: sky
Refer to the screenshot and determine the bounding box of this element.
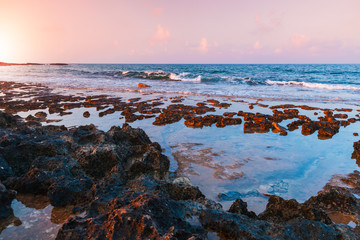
[0,0,359,64]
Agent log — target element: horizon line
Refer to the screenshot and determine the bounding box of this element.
[2,61,360,65]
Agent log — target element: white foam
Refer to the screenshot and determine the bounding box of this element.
[169,72,202,82]
[266,80,360,91]
[145,70,165,74]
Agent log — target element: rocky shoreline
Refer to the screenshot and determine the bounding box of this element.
[0,111,359,239]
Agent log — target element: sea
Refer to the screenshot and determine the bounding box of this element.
[1,64,360,238]
[1,64,360,103]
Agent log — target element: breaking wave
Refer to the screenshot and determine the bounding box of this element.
[266,80,360,91]
[107,70,201,82]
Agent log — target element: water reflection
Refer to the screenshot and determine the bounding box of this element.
[0,194,80,240]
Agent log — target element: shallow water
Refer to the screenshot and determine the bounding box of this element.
[0,194,82,240]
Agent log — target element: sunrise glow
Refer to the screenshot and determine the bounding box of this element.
[0,0,359,63]
[0,35,11,62]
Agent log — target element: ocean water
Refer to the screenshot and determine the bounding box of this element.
[1,64,360,102]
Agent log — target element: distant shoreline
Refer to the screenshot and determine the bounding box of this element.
[0,62,68,66]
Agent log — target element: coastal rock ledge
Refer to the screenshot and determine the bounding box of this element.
[0,111,359,239]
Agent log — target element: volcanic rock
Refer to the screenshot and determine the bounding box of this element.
[0,182,16,219]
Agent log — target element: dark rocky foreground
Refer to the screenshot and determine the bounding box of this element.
[0,111,359,239]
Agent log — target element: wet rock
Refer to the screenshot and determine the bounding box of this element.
[5,168,54,194]
[228,199,257,219]
[200,209,357,240]
[0,111,24,130]
[48,176,93,207]
[98,108,115,117]
[126,145,169,180]
[243,121,271,133]
[56,192,207,240]
[0,182,16,219]
[223,112,236,118]
[302,121,320,135]
[287,119,305,131]
[75,145,120,180]
[173,176,192,186]
[206,99,219,104]
[0,156,14,181]
[82,111,90,118]
[272,122,287,136]
[162,182,205,201]
[59,111,72,116]
[138,83,151,88]
[258,195,332,224]
[34,111,47,118]
[334,113,348,119]
[304,187,360,218]
[318,126,339,139]
[351,140,360,163]
[335,108,352,112]
[185,115,242,128]
[212,102,231,108]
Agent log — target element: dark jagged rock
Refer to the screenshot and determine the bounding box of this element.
[0,156,14,181]
[47,176,93,207]
[0,111,24,130]
[258,195,332,224]
[228,199,257,219]
[162,182,205,201]
[0,182,16,219]
[56,192,208,240]
[305,187,360,218]
[352,140,360,164]
[0,112,170,209]
[200,209,358,240]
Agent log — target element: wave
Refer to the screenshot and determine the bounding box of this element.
[169,72,202,82]
[101,70,202,82]
[266,80,360,91]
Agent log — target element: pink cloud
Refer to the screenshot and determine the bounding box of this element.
[198,37,208,53]
[290,34,309,47]
[150,24,170,46]
[274,48,283,54]
[253,41,262,50]
[254,11,282,33]
[275,33,349,59]
[152,8,164,17]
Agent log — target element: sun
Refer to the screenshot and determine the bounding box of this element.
[0,35,12,62]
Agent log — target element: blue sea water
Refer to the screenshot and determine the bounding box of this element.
[1,64,360,102]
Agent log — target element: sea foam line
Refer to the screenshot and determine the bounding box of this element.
[266,80,360,91]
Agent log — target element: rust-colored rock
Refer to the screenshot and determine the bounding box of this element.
[83,111,90,118]
[138,83,151,88]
